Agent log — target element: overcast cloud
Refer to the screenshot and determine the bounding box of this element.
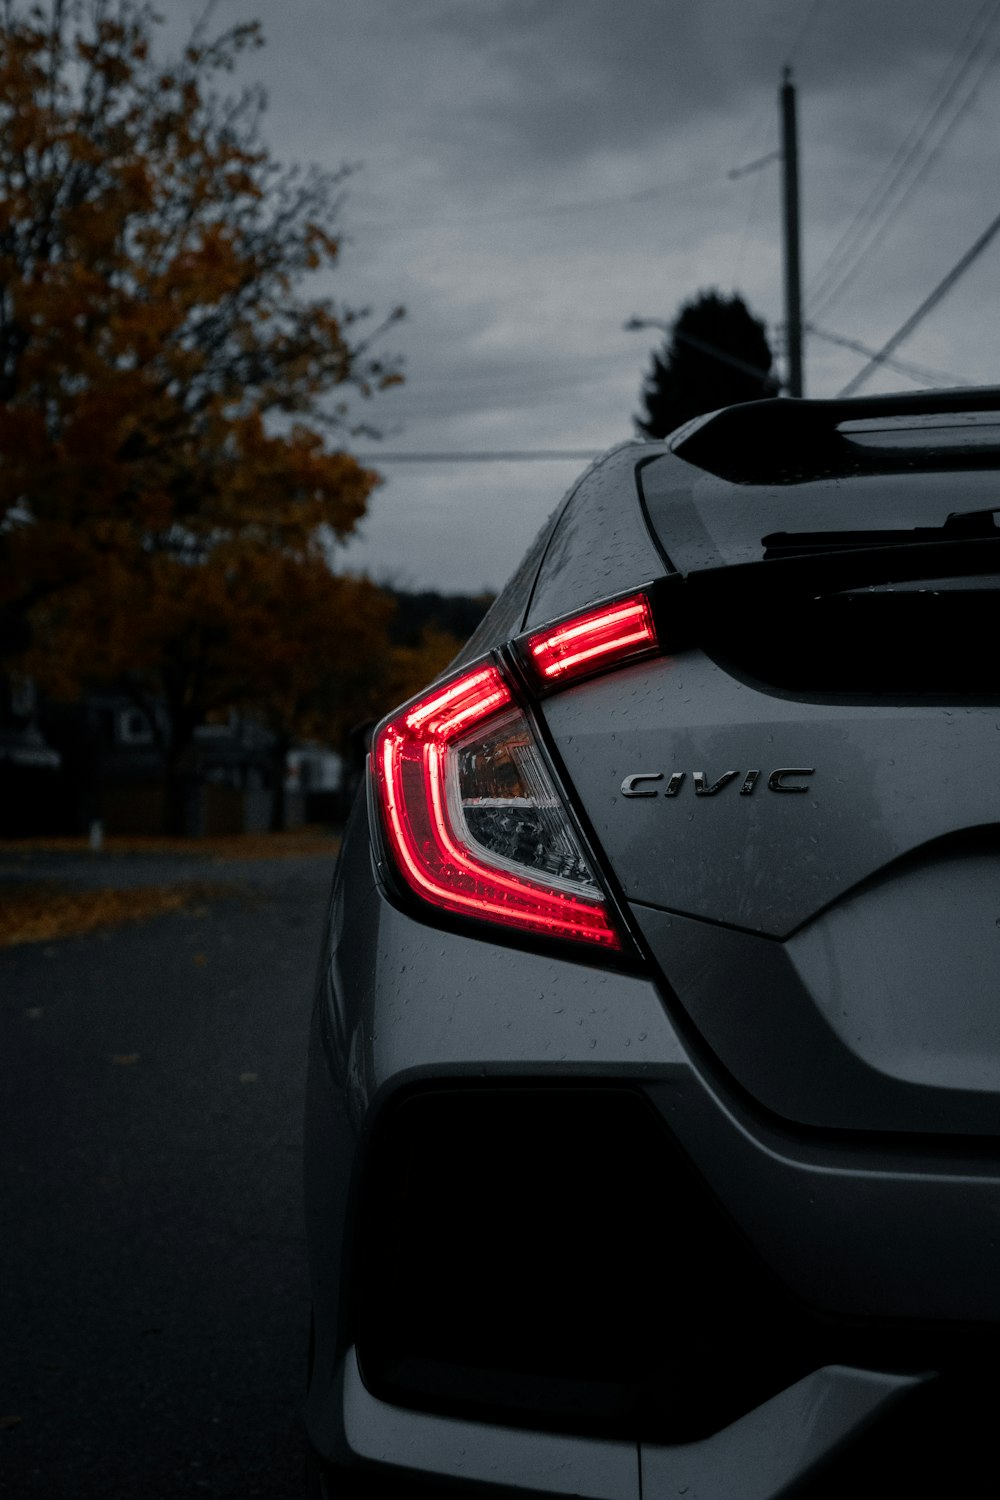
[169,0,1000,592]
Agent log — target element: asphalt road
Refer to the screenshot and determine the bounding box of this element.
[0,852,335,1498]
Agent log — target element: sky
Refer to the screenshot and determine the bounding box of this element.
[169,0,1000,594]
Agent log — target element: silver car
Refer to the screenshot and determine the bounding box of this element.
[305,389,1000,1499]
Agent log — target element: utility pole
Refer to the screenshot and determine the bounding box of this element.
[780,65,804,396]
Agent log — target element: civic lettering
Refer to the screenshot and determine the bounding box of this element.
[767,767,815,793]
[693,770,740,796]
[620,772,663,798]
[619,767,816,797]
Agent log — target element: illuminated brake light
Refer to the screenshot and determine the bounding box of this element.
[404,664,511,738]
[373,662,621,950]
[526,591,657,686]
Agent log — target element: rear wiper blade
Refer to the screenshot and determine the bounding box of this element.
[762,508,1000,557]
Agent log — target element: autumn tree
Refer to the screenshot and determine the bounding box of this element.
[26,494,404,829]
[634,290,777,439]
[0,0,402,829]
[195,557,399,833]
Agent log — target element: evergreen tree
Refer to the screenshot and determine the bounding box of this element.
[635,290,778,439]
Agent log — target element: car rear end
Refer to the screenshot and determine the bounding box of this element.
[305,390,1000,1499]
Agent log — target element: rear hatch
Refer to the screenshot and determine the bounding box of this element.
[538,396,1000,1135]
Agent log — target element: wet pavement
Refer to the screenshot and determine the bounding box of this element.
[0,850,336,1497]
[0,844,327,890]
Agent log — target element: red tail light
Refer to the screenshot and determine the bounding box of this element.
[373,662,621,950]
[372,590,663,951]
[524,591,657,688]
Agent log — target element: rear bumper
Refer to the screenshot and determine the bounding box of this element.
[329,1348,920,1500]
[304,828,1000,1494]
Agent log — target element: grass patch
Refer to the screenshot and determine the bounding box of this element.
[0,881,234,950]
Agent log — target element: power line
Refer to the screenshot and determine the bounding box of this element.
[809,0,1000,320]
[806,323,972,387]
[351,172,710,233]
[731,141,776,285]
[814,36,1000,320]
[727,150,782,181]
[729,0,827,285]
[837,205,1000,396]
[728,0,827,173]
[809,0,998,310]
[625,318,775,382]
[353,450,602,464]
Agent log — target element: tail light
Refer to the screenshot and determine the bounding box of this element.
[523,591,657,689]
[373,588,660,952]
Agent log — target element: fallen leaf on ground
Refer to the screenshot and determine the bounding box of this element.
[239,1072,258,1084]
[111,1053,140,1066]
[0,829,339,859]
[0,882,236,950]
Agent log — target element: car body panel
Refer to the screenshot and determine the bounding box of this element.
[523,444,668,627]
[540,654,1000,938]
[634,887,1000,1134]
[309,864,1000,1328]
[305,391,1000,1497]
[639,1365,925,1500]
[338,1347,923,1500]
[341,1348,641,1497]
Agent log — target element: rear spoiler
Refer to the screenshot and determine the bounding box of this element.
[670,387,1000,484]
[645,533,1000,653]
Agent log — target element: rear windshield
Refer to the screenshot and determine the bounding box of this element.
[640,458,1000,574]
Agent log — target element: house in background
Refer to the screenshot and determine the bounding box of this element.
[0,674,62,836]
[285,745,345,826]
[0,683,330,837]
[43,697,311,837]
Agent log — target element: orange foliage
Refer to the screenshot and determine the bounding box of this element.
[385,626,466,710]
[0,1,405,784]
